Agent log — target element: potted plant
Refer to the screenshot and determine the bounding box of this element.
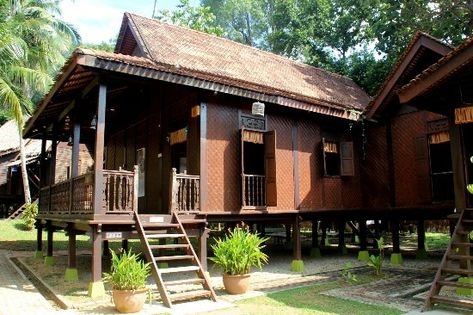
[210,223,269,294]
[103,249,151,313]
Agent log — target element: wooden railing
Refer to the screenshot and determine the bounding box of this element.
[39,168,137,216]
[242,174,266,207]
[169,168,200,213]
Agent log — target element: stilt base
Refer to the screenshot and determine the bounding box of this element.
[33,251,43,259]
[88,281,105,299]
[338,246,348,256]
[357,250,369,262]
[291,260,304,273]
[310,248,321,258]
[44,256,54,266]
[64,268,79,281]
[456,277,473,296]
[416,248,428,259]
[390,253,403,265]
[158,262,169,268]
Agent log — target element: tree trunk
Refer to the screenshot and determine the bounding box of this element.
[18,125,31,204]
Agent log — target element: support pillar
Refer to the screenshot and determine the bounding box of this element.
[198,226,209,271]
[44,221,54,266]
[122,239,129,252]
[390,219,403,265]
[103,240,110,257]
[291,216,304,272]
[321,221,328,246]
[65,225,78,281]
[88,224,105,298]
[416,220,427,259]
[310,220,321,258]
[338,221,347,255]
[358,220,369,261]
[34,219,43,259]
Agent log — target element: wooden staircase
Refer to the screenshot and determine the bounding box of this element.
[423,208,473,311]
[7,199,38,220]
[134,212,217,308]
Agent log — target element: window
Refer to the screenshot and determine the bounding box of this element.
[322,138,354,176]
[426,131,454,202]
[240,129,277,207]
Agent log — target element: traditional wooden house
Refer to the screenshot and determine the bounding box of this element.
[362,32,455,262]
[23,13,462,308]
[395,35,473,310]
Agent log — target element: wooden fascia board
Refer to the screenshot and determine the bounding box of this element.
[367,37,451,119]
[24,57,79,137]
[399,44,473,104]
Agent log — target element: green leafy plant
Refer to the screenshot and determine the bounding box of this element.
[210,223,269,275]
[341,262,358,283]
[103,249,151,291]
[367,237,384,276]
[22,203,38,231]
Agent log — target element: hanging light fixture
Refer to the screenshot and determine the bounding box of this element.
[90,115,97,130]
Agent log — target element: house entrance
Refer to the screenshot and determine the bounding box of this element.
[462,123,473,207]
[428,131,454,202]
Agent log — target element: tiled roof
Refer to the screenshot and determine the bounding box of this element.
[122,13,370,111]
[400,35,473,93]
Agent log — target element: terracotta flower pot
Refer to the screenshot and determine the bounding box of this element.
[112,288,148,313]
[223,273,251,294]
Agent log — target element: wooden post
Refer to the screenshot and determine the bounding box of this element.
[169,168,178,213]
[291,216,304,272]
[133,165,139,213]
[64,224,78,281]
[39,132,47,187]
[44,221,54,265]
[311,220,319,248]
[359,220,367,251]
[449,118,467,210]
[199,102,208,212]
[91,225,102,282]
[199,227,209,271]
[122,239,129,252]
[338,220,346,255]
[34,219,43,259]
[93,84,107,215]
[285,223,291,244]
[417,219,427,259]
[71,122,80,177]
[392,219,400,253]
[103,240,110,257]
[48,133,57,214]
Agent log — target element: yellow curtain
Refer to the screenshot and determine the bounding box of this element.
[242,130,264,144]
[429,131,450,144]
[169,128,187,145]
[323,142,338,154]
[455,106,473,124]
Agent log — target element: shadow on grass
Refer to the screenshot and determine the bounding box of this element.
[251,282,403,315]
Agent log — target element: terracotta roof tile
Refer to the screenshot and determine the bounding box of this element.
[123,13,370,111]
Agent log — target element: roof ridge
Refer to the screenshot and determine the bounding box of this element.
[126,12,357,85]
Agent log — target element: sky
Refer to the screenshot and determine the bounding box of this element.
[59,0,199,44]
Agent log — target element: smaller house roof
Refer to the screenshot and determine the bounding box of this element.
[366,32,451,119]
[399,35,473,104]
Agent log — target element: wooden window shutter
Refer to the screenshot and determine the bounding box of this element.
[264,130,277,206]
[322,137,328,176]
[340,141,355,176]
[415,136,431,203]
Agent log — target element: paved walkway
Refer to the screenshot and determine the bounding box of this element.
[0,250,57,315]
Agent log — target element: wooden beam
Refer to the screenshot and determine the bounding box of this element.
[198,227,209,271]
[359,220,367,251]
[338,220,346,254]
[293,216,302,260]
[311,220,319,248]
[46,221,54,257]
[81,77,99,99]
[199,102,208,212]
[91,224,102,282]
[36,220,43,252]
[292,122,300,209]
[417,220,425,251]
[71,122,81,177]
[449,118,467,210]
[57,100,75,123]
[392,219,400,253]
[67,225,77,268]
[39,131,47,187]
[93,84,107,215]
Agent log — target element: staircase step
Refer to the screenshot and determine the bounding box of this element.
[442,268,473,276]
[164,278,205,286]
[447,254,473,260]
[438,280,473,289]
[430,295,473,308]
[159,266,200,274]
[146,233,185,239]
[457,230,472,235]
[180,219,207,224]
[149,244,190,250]
[463,219,473,224]
[452,242,473,248]
[155,255,194,262]
[169,289,211,302]
[143,223,180,228]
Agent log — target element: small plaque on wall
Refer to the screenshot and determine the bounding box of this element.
[455,106,473,124]
[239,113,266,131]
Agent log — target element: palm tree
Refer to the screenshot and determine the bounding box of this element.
[0,0,80,204]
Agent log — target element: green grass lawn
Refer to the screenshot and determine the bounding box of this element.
[209,281,402,315]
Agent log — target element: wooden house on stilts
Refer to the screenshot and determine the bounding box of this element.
[23,12,471,309]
